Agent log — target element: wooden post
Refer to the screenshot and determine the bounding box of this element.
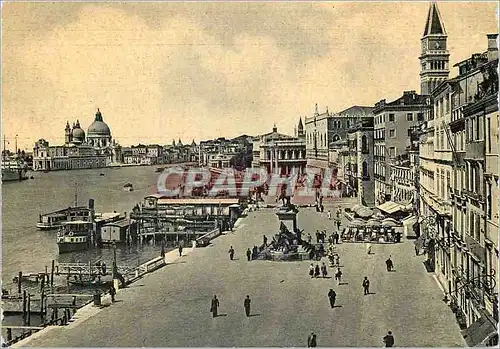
[6,328,12,342]
[22,290,27,325]
[56,265,59,275]
[18,271,22,294]
[50,260,55,289]
[40,289,45,321]
[27,293,31,326]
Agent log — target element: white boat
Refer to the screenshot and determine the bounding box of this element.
[56,221,93,254]
[37,206,92,230]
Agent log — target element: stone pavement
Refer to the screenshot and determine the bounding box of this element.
[20,203,465,347]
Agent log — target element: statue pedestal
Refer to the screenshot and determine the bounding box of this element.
[276,210,298,233]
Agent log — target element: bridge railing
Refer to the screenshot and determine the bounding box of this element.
[195,228,220,247]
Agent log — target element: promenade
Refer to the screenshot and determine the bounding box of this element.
[20,199,466,347]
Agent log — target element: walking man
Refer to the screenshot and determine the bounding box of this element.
[334,232,340,244]
[246,248,252,261]
[309,264,314,278]
[210,295,220,318]
[383,331,395,347]
[328,210,332,220]
[335,267,343,285]
[328,289,337,308]
[336,220,341,231]
[228,246,235,260]
[244,295,251,317]
[178,244,183,257]
[307,332,317,347]
[362,276,370,295]
[385,256,394,271]
[263,235,268,247]
[321,262,328,278]
[314,264,321,278]
[109,285,116,303]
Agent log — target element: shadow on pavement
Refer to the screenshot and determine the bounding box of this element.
[249,313,261,317]
[333,305,343,308]
[215,314,228,317]
[339,282,349,285]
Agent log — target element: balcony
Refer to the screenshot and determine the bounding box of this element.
[465,141,485,161]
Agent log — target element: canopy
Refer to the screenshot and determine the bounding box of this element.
[357,207,374,218]
[366,219,380,227]
[349,219,366,227]
[377,201,405,214]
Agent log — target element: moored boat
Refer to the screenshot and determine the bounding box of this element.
[123,183,134,191]
[56,221,93,254]
[37,206,92,230]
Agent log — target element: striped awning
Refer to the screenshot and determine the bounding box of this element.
[376,201,404,214]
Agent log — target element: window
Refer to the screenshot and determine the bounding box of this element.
[487,182,492,220]
[362,161,369,179]
[389,129,395,138]
[407,113,413,121]
[389,147,396,158]
[361,135,368,154]
[417,113,424,121]
[389,114,395,122]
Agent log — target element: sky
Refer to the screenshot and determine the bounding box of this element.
[2,1,498,151]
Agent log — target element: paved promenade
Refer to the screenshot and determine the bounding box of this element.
[21,200,465,347]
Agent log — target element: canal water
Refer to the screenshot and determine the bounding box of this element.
[2,165,164,293]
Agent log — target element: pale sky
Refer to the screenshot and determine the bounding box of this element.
[2,1,498,150]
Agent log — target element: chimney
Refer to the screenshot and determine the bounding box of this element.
[487,34,498,61]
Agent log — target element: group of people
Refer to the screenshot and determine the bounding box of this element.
[309,262,329,278]
[210,295,253,318]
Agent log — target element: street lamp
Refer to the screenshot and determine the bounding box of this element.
[112,241,117,280]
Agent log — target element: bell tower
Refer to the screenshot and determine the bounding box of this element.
[419,2,450,95]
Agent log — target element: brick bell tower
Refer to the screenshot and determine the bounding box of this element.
[419,2,450,95]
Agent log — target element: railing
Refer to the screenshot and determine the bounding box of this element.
[195,228,220,247]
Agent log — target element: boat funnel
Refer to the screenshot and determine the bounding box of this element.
[88,199,95,209]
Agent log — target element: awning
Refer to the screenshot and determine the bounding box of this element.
[376,201,404,214]
[463,316,498,347]
[306,159,329,169]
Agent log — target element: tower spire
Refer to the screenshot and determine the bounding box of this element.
[423,2,446,37]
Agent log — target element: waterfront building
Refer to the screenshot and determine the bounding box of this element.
[304,105,373,170]
[199,136,249,168]
[33,109,122,171]
[252,123,306,175]
[373,91,430,205]
[426,34,498,345]
[328,139,349,195]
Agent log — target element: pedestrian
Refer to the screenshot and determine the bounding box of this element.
[366,242,372,254]
[228,246,235,260]
[320,204,324,213]
[334,232,340,244]
[327,289,337,308]
[335,268,343,285]
[328,210,332,220]
[362,276,370,295]
[334,254,340,267]
[321,262,328,278]
[316,230,320,244]
[247,248,252,261]
[178,244,183,257]
[307,332,317,347]
[314,264,320,278]
[109,285,116,303]
[385,256,393,271]
[244,295,251,317]
[383,331,395,347]
[309,263,314,278]
[307,233,312,244]
[415,244,419,256]
[336,220,341,231]
[210,295,220,318]
[263,235,268,247]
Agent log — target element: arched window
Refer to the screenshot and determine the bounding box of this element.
[361,135,368,153]
[362,161,369,180]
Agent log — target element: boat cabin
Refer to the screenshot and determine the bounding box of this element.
[101,219,137,243]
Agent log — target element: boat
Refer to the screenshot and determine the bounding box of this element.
[155,167,164,173]
[56,221,93,254]
[37,206,92,230]
[123,183,134,191]
[100,173,105,176]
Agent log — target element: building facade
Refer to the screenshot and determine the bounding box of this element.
[33,109,121,171]
[418,30,499,345]
[374,91,430,205]
[305,105,373,170]
[252,124,306,175]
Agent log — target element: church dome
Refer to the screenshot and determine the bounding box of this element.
[72,126,85,140]
[87,109,111,136]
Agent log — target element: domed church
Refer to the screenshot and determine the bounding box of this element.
[33,108,122,171]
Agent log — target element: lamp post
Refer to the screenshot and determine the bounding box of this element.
[112,241,117,285]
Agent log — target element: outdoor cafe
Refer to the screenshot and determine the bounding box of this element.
[341,205,403,243]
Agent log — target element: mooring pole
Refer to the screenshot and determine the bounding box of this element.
[18,271,22,294]
[50,260,55,289]
[22,290,27,325]
[27,293,31,326]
